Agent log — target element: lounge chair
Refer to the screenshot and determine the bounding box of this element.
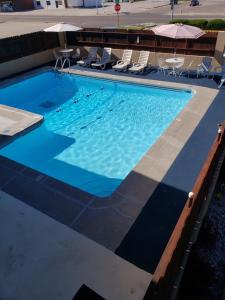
[218,75,225,88]
[196,56,213,78]
[211,63,225,88]
[210,62,225,80]
[91,48,112,70]
[112,49,133,72]
[77,47,98,67]
[128,51,150,74]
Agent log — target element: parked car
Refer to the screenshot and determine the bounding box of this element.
[170,0,178,4]
[190,0,199,6]
[0,2,13,12]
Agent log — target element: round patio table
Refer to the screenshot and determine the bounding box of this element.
[59,48,73,69]
[165,57,184,76]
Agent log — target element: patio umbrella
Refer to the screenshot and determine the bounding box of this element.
[151,23,205,39]
[151,23,205,54]
[44,23,82,49]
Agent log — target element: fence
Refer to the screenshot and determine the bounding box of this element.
[0,31,59,64]
[144,124,225,300]
[67,29,217,56]
[0,29,218,65]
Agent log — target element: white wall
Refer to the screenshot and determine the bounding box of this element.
[83,0,102,7]
[33,0,66,9]
[0,49,55,79]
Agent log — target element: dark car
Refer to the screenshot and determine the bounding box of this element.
[170,0,178,4]
[190,0,199,6]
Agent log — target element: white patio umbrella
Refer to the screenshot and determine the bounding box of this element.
[44,23,82,49]
[151,23,205,54]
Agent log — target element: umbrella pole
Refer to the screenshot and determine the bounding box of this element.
[173,40,176,57]
[64,32,67,49]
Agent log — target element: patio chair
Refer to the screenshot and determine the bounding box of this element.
[53,49,63,69]
[91,48,112,70]
[185,60,194,78]
[218,75,225,88]
[77,47,98,67]
[210,62,225,80]
[196,56,213,78]
[71,48,81,62]
[174,58,185,77]
[157,57,170,75]
[112,49,133,72]
[177,60,194,78]
[128,51,150,74]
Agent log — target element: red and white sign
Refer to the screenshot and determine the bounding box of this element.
[114,3,121,13]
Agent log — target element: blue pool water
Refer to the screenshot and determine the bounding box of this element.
[0,71,192,197]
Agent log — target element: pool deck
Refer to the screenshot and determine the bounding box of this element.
[0,67,225,299]
[0,104,43,148]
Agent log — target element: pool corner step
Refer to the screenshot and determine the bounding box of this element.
[0,104,43,148]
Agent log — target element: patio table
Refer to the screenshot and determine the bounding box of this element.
[59,48,73,69]
[165,57,184,76]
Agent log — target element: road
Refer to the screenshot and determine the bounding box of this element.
[0,0,224,28]
[0,12,223,28]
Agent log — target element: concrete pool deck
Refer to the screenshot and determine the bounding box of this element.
[62,67,225,269]
[0,191,151,300]
[0,104,43,148]
[0,67,225,299]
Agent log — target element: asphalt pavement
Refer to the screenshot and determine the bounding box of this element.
[0,0,224,32]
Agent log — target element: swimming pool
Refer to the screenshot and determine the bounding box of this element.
[0,71,192,197]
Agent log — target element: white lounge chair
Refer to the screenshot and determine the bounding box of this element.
[113,49,133,72]
[210,62,225,80]
[77,47,98,67]
[91,48,112,70]
[218,73,225,88]
[196,56,213,78]
[128,51,150,74]
[214,62,225,89]
[210,63,225,88]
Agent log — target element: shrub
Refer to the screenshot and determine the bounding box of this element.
[170,19,191,25]
[120,25,145,31]
[189,19,208,29]
[170,18,225,30]
[207,19,225,30]
[170,19,208,28]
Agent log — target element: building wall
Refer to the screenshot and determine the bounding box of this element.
[67,0,83,7]
[32,0,101,8]
[214,31,225,65]
[12,0,34,10]
[67,0,101,7]
[33,0,66,9]
[0,49,55,79]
